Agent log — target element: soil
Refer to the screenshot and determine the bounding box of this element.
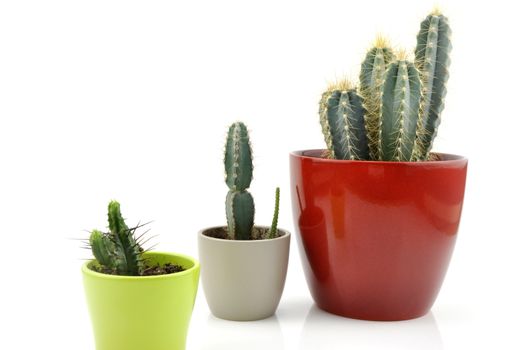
[203,226,283,240]
[90,262,185,276]
[141,263,185,276]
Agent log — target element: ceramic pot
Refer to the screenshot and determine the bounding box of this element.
[82,252,200,350]
[198,227,290,321]
[290,150,468,321]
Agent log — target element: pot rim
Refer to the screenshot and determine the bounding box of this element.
[290,149,467,166]
[198,226,291,244]
[81,251,200,280]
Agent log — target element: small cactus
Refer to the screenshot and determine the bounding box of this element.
[223,122,280,240]
[267,187,280,239]
[317,10,451,162]
[88,201,145,275]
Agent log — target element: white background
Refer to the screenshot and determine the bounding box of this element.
[1,0,525,349]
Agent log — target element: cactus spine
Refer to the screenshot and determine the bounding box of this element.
[413,10,452,160]
[224,122,255,240]
[380,56,422,161]
[359,37,394,160]
[319,81,369,160]
[89,201,144,275]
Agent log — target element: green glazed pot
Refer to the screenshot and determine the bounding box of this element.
[82,252,200,350]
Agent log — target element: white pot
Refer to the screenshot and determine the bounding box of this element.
[198,226,291,321]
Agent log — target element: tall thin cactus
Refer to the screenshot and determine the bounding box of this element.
[225,122,255,240]
[267,187,280,239]
[223,122,281,240]
[359,36,394,160]
[413,9,452,160]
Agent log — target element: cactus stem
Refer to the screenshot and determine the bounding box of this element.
[268,187,280,239]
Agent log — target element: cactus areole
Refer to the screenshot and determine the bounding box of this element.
[290,10,467,321]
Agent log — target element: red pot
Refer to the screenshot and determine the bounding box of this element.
[290,150,468,321]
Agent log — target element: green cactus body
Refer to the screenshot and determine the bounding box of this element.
[319,85,369,160]
[359,38,394,160]
[225,122,253,191]
[224,122,256,240]
[319,91,335,158]
[414,11,451,160]
[268,187,280,239]
[89,229,115,268]
[107,201,143,275]
[89,201,144,275]
[380,59,422,161]
[226,190,255,240]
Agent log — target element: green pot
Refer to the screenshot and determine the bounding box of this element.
[82,251,200,350]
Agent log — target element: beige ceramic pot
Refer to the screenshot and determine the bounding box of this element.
[198,226,290,321]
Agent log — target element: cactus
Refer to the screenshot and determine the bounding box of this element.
[223,122,281,240]
[224,122,255,240]
[317,10,451,162]
[413,9,452,160]
[267,187,280,239]
[380,55,422,161]
[359,36,394,160]
[319,80,369,160]
[88,201,144,275]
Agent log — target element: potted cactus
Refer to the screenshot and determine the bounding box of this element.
[82,201,200,350]
[198,121,291,321]
[290,10,468,321]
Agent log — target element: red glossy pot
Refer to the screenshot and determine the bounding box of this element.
[290,150,468,321]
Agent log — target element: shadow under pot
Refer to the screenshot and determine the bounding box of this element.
[198,227,290,321]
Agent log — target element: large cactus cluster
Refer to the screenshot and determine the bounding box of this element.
[89,201,145,275]
[224,122,280,240]
[319,10,451,161]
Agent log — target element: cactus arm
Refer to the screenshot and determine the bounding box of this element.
[89,230,115,269]
[319,92,336,158]
[226,190,255,240]
[380,60,422,161]
[225,122,253,191]
[108,200,129,235]
[268,187,280,239]
[324,89,369,160]
[107,201,143,275]
[359,43,394,160]
[414,13,451,160]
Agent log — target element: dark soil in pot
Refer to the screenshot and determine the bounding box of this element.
[90,262,185,276]
[203,226,285,240]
